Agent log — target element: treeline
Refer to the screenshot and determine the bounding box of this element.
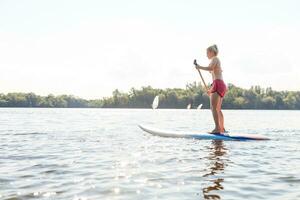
[0,83,300,109]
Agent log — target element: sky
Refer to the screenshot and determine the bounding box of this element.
[0,0,299,99]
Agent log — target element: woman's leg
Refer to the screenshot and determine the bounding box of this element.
[210,92,221,133]
[218,98,225,132]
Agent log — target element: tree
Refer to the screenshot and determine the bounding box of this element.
[0,83,299,109]
[261,96,276,109]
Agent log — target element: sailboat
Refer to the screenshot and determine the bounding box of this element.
[187,103,191,109]
[152,95,159,109]
[197,104,203,109]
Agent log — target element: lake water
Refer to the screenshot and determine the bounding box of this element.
[0,108,300,200]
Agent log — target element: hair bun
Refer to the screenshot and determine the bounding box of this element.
[207,44,219,55]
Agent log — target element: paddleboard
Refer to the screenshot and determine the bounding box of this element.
[139,125,269,141]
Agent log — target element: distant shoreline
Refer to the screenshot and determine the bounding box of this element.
[0,107,299,111]
[1,83,299,110]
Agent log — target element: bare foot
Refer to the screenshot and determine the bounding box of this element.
[209,129,221,134]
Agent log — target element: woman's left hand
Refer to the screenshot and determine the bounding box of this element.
[193,59,198,66]
[194,59,200,69]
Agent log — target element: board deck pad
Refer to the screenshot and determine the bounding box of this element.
[139,125,269,141]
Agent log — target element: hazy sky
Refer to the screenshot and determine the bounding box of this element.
[1,0,299,99]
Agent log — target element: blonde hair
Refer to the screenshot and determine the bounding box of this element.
[207,44,218,55]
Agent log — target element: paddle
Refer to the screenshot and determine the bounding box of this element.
[193,59,209,91]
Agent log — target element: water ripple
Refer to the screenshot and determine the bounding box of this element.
[0,108,300,199]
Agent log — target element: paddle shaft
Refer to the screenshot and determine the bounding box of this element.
[197,69,209,91]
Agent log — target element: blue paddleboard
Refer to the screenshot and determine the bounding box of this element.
[139,125,269,141]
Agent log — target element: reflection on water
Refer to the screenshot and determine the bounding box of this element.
[1,109,299,199]
[202,140,228,200]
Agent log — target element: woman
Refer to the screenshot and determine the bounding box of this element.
[194,45,227,134]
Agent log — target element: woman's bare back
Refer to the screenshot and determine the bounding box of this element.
[209,57,223,80]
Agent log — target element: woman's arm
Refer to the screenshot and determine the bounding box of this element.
[194,57,218,72]
[195,64,213,71]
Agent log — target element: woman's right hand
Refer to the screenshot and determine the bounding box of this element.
[206,90,211,96]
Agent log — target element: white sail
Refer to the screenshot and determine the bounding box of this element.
[187,104,191,109]
[197,104,203,109]
[152,95,159,109]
